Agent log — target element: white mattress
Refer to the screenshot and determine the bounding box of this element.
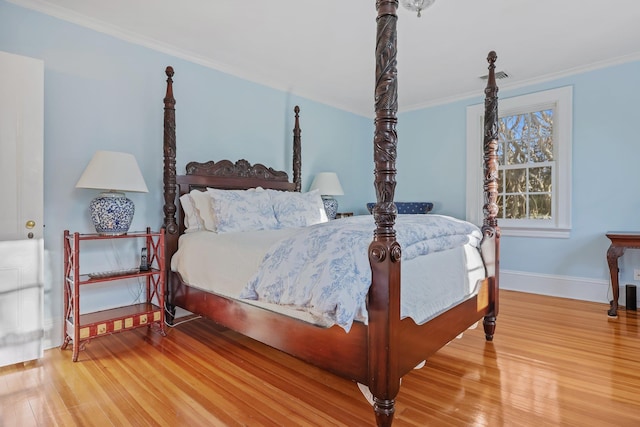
[171,227,485,327]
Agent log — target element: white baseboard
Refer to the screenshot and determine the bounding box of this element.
[501,269,620,305]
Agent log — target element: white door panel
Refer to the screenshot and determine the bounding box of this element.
[0,51,44,366]
[0,239,44,366]
[0,51,43,241]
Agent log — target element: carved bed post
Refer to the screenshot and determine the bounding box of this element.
[292,106,302,192]
[162,66,177,235]
[481,51,501,340]
[162,66,178,320]
[368,1,401,426]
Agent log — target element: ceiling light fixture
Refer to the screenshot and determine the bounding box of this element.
[400,0,436,17]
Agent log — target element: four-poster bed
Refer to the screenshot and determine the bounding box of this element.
[161,2,500,426]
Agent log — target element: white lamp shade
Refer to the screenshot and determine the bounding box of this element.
[76,151,148,193]
[309,172,344,196]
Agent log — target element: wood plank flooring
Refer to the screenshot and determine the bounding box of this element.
[1,290,639,426]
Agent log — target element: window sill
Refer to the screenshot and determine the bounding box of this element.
[499,226,570,239]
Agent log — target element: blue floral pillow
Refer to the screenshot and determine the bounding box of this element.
[267,189,328,228]
[207,188,278,233]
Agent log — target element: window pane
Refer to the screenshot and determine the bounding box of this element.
[529,137,554,163]
[506,139,527,165]
[531,110,553,137]
[528,166,552,193]
[501,114,524,141]
[529,194,552,219]
[505,169,526,193]
[505,194,526,219]
[498,169,503,193]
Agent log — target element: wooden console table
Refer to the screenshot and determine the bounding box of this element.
[605,231,640,317]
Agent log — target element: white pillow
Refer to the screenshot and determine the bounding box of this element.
[267,189,328,228]
[179,193,205,233]
[188,189,217,232]
[207,188,278,233]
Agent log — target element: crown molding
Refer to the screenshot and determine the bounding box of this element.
[6,0,303,104]
[8,0,640,118]
[402,51,640,113]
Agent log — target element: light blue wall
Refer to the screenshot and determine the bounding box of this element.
[398,60,640,294]
[503,62,640,286]
[0,0,371,344]
[397,101,469,217]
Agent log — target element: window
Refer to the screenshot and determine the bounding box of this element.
[466,86,572,238]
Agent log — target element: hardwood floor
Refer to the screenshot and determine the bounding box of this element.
[1,290,639,426]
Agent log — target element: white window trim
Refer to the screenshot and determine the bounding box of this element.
[466,86,573,238]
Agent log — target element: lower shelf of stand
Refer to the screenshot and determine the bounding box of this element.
[65,302,163,340]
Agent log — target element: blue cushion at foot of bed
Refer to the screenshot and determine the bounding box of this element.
[366,202,434,214]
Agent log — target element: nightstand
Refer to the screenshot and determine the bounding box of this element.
[61,227,166,361]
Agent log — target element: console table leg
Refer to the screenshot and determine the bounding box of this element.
[606,245,624,317]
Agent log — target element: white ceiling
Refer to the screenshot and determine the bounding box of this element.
[11,0,640,117]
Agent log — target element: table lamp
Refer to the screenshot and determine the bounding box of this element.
[75,151,148,235]
[310,172,344,220]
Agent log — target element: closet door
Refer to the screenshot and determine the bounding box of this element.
[0,50,44,367]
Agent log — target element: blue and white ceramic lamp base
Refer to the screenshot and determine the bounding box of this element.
[322,196,339,220]
[90,191,135,235]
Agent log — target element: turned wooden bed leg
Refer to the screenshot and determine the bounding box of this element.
[373,398,395,427]
[164,272,176,325]
[165,302,176,326]
[483,315,496,341]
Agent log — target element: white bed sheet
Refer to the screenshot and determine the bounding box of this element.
[171,226,485,327]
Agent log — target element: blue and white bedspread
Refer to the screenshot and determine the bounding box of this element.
[240,214,482,332]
